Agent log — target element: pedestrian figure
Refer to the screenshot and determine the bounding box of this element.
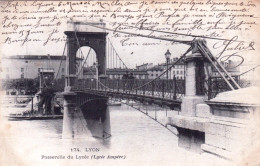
[128,72,135,90]
[122,71,130,91]
[122,71,129,79]
[129,73,135,79]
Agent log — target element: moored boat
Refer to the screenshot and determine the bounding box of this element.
[8,114,63,121]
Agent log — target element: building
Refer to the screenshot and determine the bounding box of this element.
[0,55,83,80]
[136,63,153,71]
[169,58,185,80]
[161,58,239,80]
[83,68,148,79]
[148,57,185,80]
[146,66,165,79]
[212,60,240,77]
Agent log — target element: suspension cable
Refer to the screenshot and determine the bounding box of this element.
[239,64,260,76]
[70,21,190,92]
[85,46,192,92]
[87,46,192,93]
[72,25,112,90]
[108,38,128,69]
[54,39,67,82]
[67,21,191,45]
[73,24,96,78]
[72,24,97,84]
[197,42,240,90]
[125,102,177,135]
[72,23,127,91]
[74,24,85,72]
[130,46,192,91]
[70,21,240,92]
[93,94,178,136]
[76,48,92,77]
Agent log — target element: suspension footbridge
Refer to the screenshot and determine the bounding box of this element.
[45,20,260,159]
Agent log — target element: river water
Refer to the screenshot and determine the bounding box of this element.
[0,101,230,166]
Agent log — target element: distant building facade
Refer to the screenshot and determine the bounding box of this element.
[135,58,241,80]
[169,58,185,80]
[147,67,165,79]
[148,58,185,80]
[0,55,83,80]
[136,63,153,71]
[211,60,240,77]
[83,68,148,79]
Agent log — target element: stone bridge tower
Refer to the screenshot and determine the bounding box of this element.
[64,21,108,87]
[62,21,110,139]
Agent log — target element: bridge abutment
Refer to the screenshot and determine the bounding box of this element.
[202,88,260,160]
[167,49,260,159]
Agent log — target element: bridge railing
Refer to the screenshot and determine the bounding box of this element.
[207,75,240,100]
[72,78,185,100]
[72,76,249,101]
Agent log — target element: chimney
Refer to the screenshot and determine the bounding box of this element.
[228,60,231,67]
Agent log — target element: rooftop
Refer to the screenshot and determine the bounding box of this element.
[212,61,240,73]
[147,66,164,71]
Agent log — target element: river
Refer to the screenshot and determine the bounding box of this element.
[0,101,229,166]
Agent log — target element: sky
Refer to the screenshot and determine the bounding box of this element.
[0,0,259,69]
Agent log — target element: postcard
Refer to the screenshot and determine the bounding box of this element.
[0,0,260,166]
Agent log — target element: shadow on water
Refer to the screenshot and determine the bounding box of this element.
[75,98,111,142]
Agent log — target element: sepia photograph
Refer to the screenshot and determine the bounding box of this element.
[0,0,260,165]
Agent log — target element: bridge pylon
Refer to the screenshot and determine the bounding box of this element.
[181,39,211,116]
[167,39,212,153]
[62,21,111,139]
[65,21,108,81]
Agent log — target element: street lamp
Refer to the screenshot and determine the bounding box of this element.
[165,49,171,79]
